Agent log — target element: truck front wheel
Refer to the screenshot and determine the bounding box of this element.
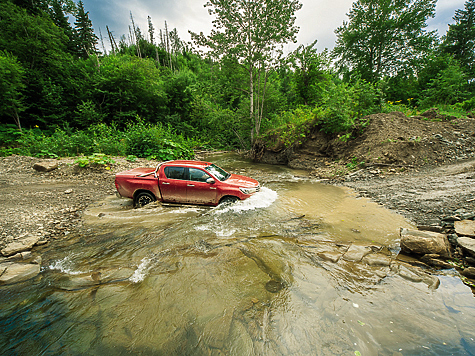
[134,191,156,208]
[219,196,239,205]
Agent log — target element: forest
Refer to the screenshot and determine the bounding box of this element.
[0,0,474,160]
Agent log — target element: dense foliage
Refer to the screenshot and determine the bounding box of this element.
[0,0,474,159]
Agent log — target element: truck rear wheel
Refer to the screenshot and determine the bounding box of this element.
[134,191,156,208]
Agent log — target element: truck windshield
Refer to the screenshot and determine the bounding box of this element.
[205,164,231,181]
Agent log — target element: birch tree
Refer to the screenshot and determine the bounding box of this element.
[190,0,302,144]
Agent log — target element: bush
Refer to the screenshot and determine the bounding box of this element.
[124,121,194,160]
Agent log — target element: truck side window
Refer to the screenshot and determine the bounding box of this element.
[164,166,185,180]
[189,168,210,182]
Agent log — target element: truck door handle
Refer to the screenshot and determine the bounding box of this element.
[162,182,170,185]
[187,184,195,187]
[210,187,216,190]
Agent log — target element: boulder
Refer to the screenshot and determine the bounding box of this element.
[33,161,58,172]
[0,263,40,284]
[457,237,475,258]
[461,267,475,279]
[454,220,475,238]
[1,235,40,256]
[400,228,450,258]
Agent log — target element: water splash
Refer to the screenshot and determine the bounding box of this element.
[129,257,152,283]
[214,187,278,215]
[49,254,86,275]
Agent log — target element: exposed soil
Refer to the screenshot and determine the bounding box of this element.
[255,111,475,225]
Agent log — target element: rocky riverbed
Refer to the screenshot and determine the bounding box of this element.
[1,129,475,290]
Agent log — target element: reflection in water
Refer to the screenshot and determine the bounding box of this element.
[1,153,475,355]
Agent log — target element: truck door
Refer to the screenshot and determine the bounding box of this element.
[186,168,217,205]
[160,166,188,203]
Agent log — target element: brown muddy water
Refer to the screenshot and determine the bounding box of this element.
[1,154,475,355]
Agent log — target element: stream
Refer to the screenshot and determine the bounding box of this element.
[1,154,475,355]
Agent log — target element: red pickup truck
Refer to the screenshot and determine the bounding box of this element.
[115,160,260,207]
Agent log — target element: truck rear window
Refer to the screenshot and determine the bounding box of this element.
[164,166,185,180]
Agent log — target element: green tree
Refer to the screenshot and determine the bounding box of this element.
[421,59,469,106]
[442,0,475,78]
[0,51,26,130]
[190,0,302,144]
[49,0,78,55]
[74,0,97,58]
[87,55,167,126]
[0,0,77,128]
[333,0,437,82]
[288,40,331,106]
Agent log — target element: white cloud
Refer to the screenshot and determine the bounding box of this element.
[83,0,467,52]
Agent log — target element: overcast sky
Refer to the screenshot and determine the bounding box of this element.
[81,0,466,53]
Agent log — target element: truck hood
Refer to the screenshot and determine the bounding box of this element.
[224,174,259,188]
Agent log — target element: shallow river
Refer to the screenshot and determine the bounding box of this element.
[1,154,475,355]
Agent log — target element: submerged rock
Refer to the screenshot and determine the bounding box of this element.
[362,253,391,267]
[0,263,40,284]
[400,228,450,257]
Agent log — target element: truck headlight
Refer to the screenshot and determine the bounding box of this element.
[240,186,259,195]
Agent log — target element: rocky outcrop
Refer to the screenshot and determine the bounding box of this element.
[33,161,59,172]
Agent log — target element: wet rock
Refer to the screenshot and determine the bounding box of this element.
[417,225,444,233]
[454,220,475,237]
[0,263,40,284]
[422,274,441,290]
[265,279,285,293]
[461,267,475,279]
[33,161,58,172]
[465,257,475,266]
[1,235,40,256]
[342,244,373,262]
[457,237,475,258]
[362,253,391,267]
[420,254,453,269]
[442,215,461,222]
[398,266,423,283]
[58,273,102,290]
[317,251,342,263]
[400,228,450,258]
[20,251,32,260]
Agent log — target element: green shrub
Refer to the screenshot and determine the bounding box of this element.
[74,153,115,167]
[125,121,194,160]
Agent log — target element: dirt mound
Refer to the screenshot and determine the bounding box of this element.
[257,111,475,174]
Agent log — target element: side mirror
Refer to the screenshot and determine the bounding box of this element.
[206,177,215,184]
